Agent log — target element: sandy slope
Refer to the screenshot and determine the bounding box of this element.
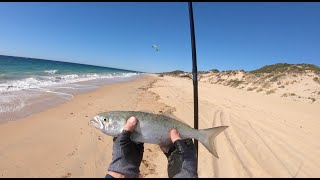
[149,75,320,178]
[179,69,320,103]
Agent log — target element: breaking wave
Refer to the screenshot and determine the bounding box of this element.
[0,72,140,93]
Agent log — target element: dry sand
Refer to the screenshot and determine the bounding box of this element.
[0,74,320,177]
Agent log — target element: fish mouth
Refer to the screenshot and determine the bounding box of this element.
[90,116,103,130]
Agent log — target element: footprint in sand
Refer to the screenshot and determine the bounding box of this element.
[140,147,159,177]
[142,159,149,168]
[140,159,157,177]
[67,150,76,158]
[61,172,72,178]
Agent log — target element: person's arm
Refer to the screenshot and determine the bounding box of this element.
[164,129,198,178]
[106,117,144,178]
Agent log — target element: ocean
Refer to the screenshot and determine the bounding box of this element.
[0,55,142,122]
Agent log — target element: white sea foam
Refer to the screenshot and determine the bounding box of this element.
[44,70,58,74]
[0,72,140,114]
[33,88,74,98]
[0,72,140,93]
[0,94,25,113]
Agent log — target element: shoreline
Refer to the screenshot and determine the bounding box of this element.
[0,74,143,123]
[1,74,319,177]
[0,74,171,178]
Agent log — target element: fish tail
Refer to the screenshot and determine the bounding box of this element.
[197,126,228,158]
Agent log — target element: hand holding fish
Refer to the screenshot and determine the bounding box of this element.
[107,117,144,178]
[91,111,228,157]
[162,129,198,178]
[105,117,198,178]
[91,111,228,178]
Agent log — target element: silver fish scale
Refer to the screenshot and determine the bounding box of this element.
[92,110,229,157]
[104,111,198,146]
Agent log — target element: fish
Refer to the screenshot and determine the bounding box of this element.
[90,111,228,158]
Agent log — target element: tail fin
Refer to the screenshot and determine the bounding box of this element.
[197,126,228,158]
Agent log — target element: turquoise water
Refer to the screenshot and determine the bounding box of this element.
[0,55,142,121]
[0,55,140,84]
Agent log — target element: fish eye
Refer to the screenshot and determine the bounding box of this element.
[104,118,107,121]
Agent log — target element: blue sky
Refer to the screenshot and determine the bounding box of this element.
[0,2,319,73]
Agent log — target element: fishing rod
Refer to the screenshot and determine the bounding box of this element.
[188,2,199,163]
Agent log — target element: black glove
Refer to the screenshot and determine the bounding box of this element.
[164,139,198,178]
[107,130,144,178]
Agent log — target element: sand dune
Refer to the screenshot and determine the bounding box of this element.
[166,64,320,104]
[150,75,320,177]
[0,74,319,177]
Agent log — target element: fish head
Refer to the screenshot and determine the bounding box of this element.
[90,112,125,137]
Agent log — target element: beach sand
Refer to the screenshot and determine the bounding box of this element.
[0,74,320,177]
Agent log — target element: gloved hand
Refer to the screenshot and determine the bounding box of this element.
[107,117,144,178]
[163,129,198,178]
